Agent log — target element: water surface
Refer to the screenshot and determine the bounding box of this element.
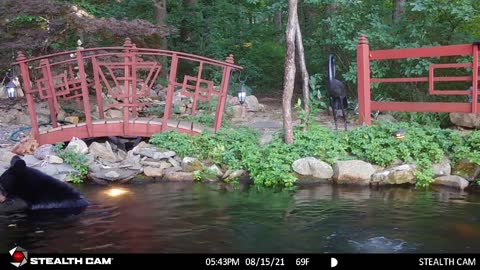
[1,182,479,253]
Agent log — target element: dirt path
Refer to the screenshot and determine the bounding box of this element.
[231,92,360,144]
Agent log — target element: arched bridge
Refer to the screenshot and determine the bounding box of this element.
[14,38,242,145]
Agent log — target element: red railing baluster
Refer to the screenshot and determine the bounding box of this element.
[191,62,204,116]
[92,57,105,119]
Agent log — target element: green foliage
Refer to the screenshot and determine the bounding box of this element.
[451,131,480,166]
[392,112,450,128]
[53,142,89,184]
[149,120,480,188]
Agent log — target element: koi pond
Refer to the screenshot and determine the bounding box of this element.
[1,182,479,253]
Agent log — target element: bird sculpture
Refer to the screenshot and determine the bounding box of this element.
[327,53,348,131]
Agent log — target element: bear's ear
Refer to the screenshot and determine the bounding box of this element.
[10,156,26,171]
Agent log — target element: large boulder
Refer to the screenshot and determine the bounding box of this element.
[87,168,140,184]
[371,164,417,185]
[450,112,480,128]
[292,157,333,179]
[432,175,469,190]
[333,160,375,185]
[452,159,480,181]
[432,157,451,177]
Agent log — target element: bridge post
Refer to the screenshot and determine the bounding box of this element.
[76,48,93,137]
[214,54,234,131]
[131,43,138,118]
[472,43,478,113]
[162,54,178,131]
[39,59,59,128]
[357,34,372,125]
[17,51,39,140]
[123,38,133,135]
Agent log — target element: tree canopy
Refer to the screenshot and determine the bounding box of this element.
[1,0,479,99]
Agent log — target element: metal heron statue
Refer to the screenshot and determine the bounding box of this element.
[327,53,348,131]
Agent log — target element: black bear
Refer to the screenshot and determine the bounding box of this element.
[0,156,89,211]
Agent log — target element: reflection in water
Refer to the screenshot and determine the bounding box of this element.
[1,182,480,253]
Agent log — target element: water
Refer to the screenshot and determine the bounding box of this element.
[1,182,480,253]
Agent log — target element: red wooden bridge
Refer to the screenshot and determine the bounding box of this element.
[357,34,480,125]
[14,38,242,145]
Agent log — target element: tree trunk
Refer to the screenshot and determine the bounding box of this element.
[393,0,406,23]
[283,0,298,144]
[181,0,197,42]
[295,22,309,130]
[274,10,282,43]
[152,0,167,49]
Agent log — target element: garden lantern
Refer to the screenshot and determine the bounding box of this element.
[238,82,246,105]
[237,74,248,105]
[5,80,17,100]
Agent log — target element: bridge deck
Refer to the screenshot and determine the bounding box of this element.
[37,117,211,145]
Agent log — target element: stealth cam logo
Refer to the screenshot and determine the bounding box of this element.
[9,246,28,268]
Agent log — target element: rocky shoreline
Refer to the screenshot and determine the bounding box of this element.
[0,134,475,193]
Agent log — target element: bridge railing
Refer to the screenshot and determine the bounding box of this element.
[15,38,242,143]
[357,34,479,125]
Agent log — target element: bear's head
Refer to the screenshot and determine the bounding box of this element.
[0,155,26,203]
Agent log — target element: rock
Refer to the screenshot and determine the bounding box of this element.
[56,109,66,121]
[227,95,240,105]
[140,159,172,169]
[21,155,77,181]
[432,175,469,190]
[45,155,63,164]
[452,159,480,181]
[333,160,375,185]
[181,157,203,172]
[105,170,120,178]
[11,135,38,155]
[117,149,127,160]
[224,169,246,180]
[88,168,140,185]
[292,157,333,179]
[133,142,175,160]
[209,164,223,178]
[65,137,88,154]
[65,116,79,124]
[245,95,260,112]
[371,164,417,185]
[432,157,451,177]
[163,170,194,182]
[105,109,123,119]
[88,142,117,162]
[0,149,16,162]
[231,105,244,118]
[144,166,164,177]
[168,157,182,170]
[258,104,265,112]
[33,144,55,160]
[450,112,480,128]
